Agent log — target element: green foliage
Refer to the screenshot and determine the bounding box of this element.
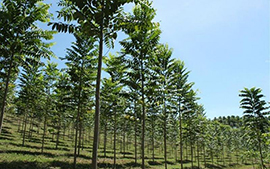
[240,87,269,134]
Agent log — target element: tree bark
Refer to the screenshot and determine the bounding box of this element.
[78,121,82,156]
[92,1,104,168]
[123,120,126,158]
[56,119,61,150]
[103,122,107,157]
[41,116,47,153]
[163,108,167,169]
[73,101,81,169]
[191,143,194,168]
[258,136,265,169]
[134,101,138,164]
[197,140,200,168]
[113,109,117,169]
[22,113,28,146]
[141,58,146,169]
[179,100,183,169]
[151,117,155,162]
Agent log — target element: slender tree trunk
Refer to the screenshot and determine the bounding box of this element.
[123,120,126,158]
[18,117,21,132]
[22,113,28,146]
[175,143,177,163]
[41,116,47,153]
[28,114,33,138]
[92,2,104,168]
[191,143,194,168]
[134,101,138,164]
[141,68,145,169]
[37,122,40,134]
[203,143,206,167]
[197,140,200,168]
[0,54,14,134]
[222,145,225,166]
[163,107,167,169]
[73,102,81,169]
[82,128,85,150]
[113,109,117,169]
[141,58,146,169]
[211,150,214,165]
[185,138,188,160]
[72,124,75,143]
[103,122,107,157]
[56,120,61,150]
[236,149,239,164]
[179,101,183,169]
[258,136,265,169]
[78,121,82,156]
[151,117,155,162]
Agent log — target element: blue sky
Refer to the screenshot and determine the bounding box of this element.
[46,0,269,118]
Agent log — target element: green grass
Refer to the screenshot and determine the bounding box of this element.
[0,114,264,169]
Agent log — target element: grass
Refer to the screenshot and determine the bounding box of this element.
[0,114,265,169]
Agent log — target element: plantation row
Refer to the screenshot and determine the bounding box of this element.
[0,0,269,169]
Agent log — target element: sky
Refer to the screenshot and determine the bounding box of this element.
[45,0,270,119]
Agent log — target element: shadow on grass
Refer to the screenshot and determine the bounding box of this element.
[0,150,57,158]
[205,163,223,169]
[163,161,175,165]
[1,128,12,135]
[177,159,192,163]
[183,167,202,169]
[4,119,14,124]
[227,163,238,167]
[65,153,91,160]
[100,150,115,154]
[27,138,42,144]
[0,135,14,141]
[120,156,135,160]
[98,162,125,169]
[0,161,48,169]
[9,142,70,151]
[0,159,155,169]
[144,156,163,160]
[120,151,133,155]
[125,161,145,168]
[148,161,162,165]
[99,155,114,159]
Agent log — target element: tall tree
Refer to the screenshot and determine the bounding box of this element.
[171,59,193,169]
[42,61,60,153]
[64,33,97,169]
[17,58,44,146]
[103,54,126,168]
[0,0,55,134]
[150,44,175,169]
[50,1,137,167]
[239,87,269,169]
[121,1,161,167]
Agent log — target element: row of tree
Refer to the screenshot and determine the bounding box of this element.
[0,0,269,169]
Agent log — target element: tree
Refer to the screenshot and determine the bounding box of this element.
[171,59,193,169]
[50,1,137,167]
[42,61,60,153]
[120,1,161,167]
[150,44,174,169]
[64,33,97,169]
[0,0,55,134]
[103,53,126,168]
[17,58,44,146]
[239,87,269,169]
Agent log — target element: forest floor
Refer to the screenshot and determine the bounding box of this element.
[0,114,263,169]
